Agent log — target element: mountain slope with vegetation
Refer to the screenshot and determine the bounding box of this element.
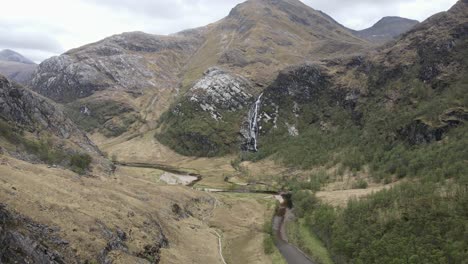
[265,1,467,263]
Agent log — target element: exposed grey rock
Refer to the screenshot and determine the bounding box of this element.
[0,204,77,264]
[187,67,254,120]
[399,108,468,145]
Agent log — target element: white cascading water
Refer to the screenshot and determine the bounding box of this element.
[248,93,263,151]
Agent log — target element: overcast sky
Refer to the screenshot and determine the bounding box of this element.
[0,0,458,63]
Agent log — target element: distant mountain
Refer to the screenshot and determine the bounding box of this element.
[356,16,419,43]
[0,49,35,64]
[0,50,37,85]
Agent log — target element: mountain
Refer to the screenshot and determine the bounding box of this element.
[0,50,37,85]
[0,49,35,64]
[355,16,419,43]
[29,0,370,140]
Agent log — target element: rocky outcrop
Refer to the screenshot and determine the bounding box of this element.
[97,219,168,264]
[157,68,256,156]
[0,204,77,264]
[399,108,468,145]
[186,67,254,120]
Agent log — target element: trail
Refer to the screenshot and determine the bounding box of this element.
[202,192,227,264]
[213,230,227,264]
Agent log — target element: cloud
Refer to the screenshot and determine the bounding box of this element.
[0,0,458,62]
[0,30,63,53]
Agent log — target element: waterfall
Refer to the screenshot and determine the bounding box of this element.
[247,93,263,152]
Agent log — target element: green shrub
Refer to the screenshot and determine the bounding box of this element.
[352,179,368,189]
[70,153,92,174]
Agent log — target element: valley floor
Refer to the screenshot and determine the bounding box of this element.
[0,155,279,263]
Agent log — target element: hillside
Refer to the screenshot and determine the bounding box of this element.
[0,50,37,85]
[356,16,419,43]
[0,74,111,174]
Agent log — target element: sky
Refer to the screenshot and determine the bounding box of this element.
[0,0,458,63]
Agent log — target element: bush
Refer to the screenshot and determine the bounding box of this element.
[352,179,368,189]
[263,218,275,254]
[70,153,92,174]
